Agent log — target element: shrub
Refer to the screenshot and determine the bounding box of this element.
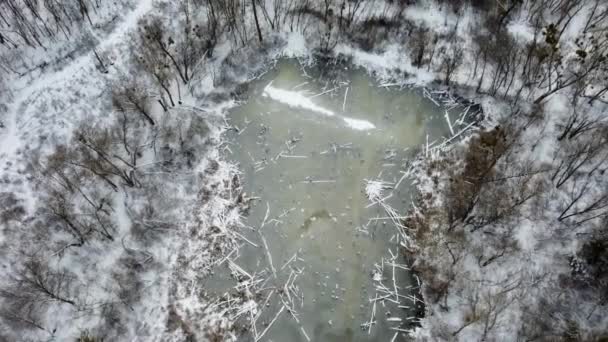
[77,330,103,342]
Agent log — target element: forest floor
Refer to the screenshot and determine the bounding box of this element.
[1,0,607,341]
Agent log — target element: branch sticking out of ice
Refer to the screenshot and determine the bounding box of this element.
[263,82,376,131]
[365,179,393,203]
[444,110,454,136]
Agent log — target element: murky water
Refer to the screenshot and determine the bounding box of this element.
[222,60,448,341]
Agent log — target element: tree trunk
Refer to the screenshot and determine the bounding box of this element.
[251,0,263,43]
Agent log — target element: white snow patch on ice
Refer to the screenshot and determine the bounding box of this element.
[342,117,376,131]
[263,82,376,131]
[263,82,335,116]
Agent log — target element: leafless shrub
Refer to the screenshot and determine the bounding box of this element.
[73,124,139,188]
[349,15,400,51]
[445,126,508,226]
[157,113,209,170]
[37,121,151,245]
[110,255,147,311]
[0,192,26,224]
[551,126,608,189]
[112,81,156,126]
[93,49,111,74]
[77,330,104,342]
[1,258,78,308]
[567,230,608,314]
[137,14,206,86]
[409,26,431,67]
[558,108,605,141]
[439,43,464,86]
[532,22,608,104]
[471,162,546,232]
[0,294,47,334]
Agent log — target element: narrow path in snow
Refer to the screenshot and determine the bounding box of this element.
[0,0,154,158]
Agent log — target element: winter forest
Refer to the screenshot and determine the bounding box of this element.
[0,0,607,341]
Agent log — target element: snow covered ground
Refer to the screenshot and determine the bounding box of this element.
[0,1,248,340]
[1,0,607,341]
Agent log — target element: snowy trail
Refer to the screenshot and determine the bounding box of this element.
[0,0,154,157]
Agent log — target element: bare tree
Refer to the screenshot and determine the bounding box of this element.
[212,0,249,46]
[1,259,78,307]
[73,125,139,188]
[37,119,154,245]
[439,43,464,86]
[0,0,104,55]
[251,0,263,43]
[112,82,156,126]
[452,288,481,337]
[177,0,210,82]
[93,49,110,74]
[480,290,516,340]
[558,174,608,225]
[410,26,430,67]
[558,107,604,141]
[445,126,511,226]
[135,11,207,107]
[138,17,189,85]
[551,128,608,188]
[471,167,545,232]
[533,23,608,104]
[46,188,89,246]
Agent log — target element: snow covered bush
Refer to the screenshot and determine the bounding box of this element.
[408,109,608,340]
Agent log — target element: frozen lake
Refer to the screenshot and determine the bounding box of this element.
[220,59,449,341]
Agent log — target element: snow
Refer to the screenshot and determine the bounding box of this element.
[0,1,244,340]
[281,32,309,59]
[365,179,389,202]
[342,117,376,131]
[263,81,376,130]
[336,44,425,84]
[515,219,539,252]
[507,20,535,44]
[403,3,449,30]
[263,82,336,117]
[1,0,607,340]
